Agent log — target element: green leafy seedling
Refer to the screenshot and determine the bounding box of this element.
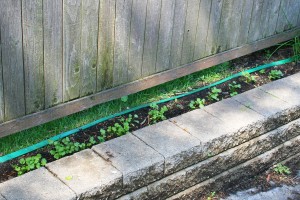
[189,98,205,109]
[273,163,291,175]
[259,69,266,74]
[207,87,222,101]
[104,115,133,137]
[12,154,47,176]
[268,70,283,80]
[207,191,216,200]
[242,72,257,83]
[121,96,128,102]
[148,103,168,124]
[229,81,241,96]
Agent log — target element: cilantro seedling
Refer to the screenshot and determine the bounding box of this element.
[189,98,205,109]
[207,87,222,101]
[268,70,283,80]
[12,154,47,176]
[228,81,241,96]
[148,103,168,124]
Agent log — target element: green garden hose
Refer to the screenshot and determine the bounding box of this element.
[0,56,298,163]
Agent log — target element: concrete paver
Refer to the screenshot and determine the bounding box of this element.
[46,149,122,199]
[0,168,76,200]
[92,134,164,192]
[133,120,201,175]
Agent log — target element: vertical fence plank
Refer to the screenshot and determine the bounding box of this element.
[228,0,243,49]
[181,0,201,64]
[142,0,161,77]
[80,0,99,96]
[44,0,63,108]
[170,0,187,68]
[205,0,223,56]
[0,30,3,123]
[22,0,44,114]
[263,0,281,37]
[63,0,82,101]
[0,0,25,121]
[248,0,264,43]
[289,0,300,28]
[128,0,147,81]
[156,0,175,72]
[276,0,299,33]
[97,0,115,90]
[237,0,253,45]
[113,0,132,86]
[217,0,233,52]
[258,0,269,39]
[194,0,211,60]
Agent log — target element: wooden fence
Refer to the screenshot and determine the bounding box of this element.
[0,0,300,137]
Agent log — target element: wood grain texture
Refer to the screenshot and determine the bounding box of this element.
[276,0,299,33]
[63,0,82,101]
[248,0,264,43]
[22,0,44,114]
[193,0,211,60]
[43,0,63,108]
[181,0,201,64]
[258,0,270,39]
[0,0,25,121]
[97,0,115,90]
[156,0,175,72]
[0,27,3,123]
[285,0,300,29]
[128,0,147,81]
[228,0,243,49]
[80,0,99,97]
[237,0,253,45]
[170,0,187,68]
[263,0,281,37]
[113,0,132,86]
[205,0,223,56]
[142,0,161,77]
[1,28,299,138]
[217,0,233,52]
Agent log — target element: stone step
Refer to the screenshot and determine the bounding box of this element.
[0,73,299,200]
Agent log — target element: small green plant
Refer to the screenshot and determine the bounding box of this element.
[268,70,283,80]
[273,163,291,175]
[87,136,97,147]
[242,72,257,83]
[121,96,128,102]
[228,81,241,96]
[259,69,266,74]
[265,49,272,59]
[207,191,216,200]
[189,98,205,109]
[12,154,47,176]
[49,137,86,160]
[98,115,138,138]
[148,103,168,123]
[207,87,222,101]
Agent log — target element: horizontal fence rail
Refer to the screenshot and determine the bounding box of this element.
[0,0,300,137]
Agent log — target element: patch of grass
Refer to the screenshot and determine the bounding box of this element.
[0,62,236,155]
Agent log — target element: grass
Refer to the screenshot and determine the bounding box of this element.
[0,62,233,155]
[0,37,299,156]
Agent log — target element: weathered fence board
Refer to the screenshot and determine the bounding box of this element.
[63,0,82,101]
[0,0,299,137]
[170,0,187,68]
[237,0,253,46]
[113,0,132,86]
[128,0,147,81]
[44,0,63,108]
[156,0,175,72]
[193,0,211,60]
[97,0,115,90]
[142,0,161,77]
[22,0,44,114]
[205,0,223,56]
[181,0,201,64]
[80,0,99,97]
[0,0,25,121]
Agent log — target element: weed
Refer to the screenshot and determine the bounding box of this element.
[207,191,216,200]
[121,96,128,102]
[189,98,205,109]
[242,72,257,83]
[207,87,222,101]
[49,137,86,160]
[148,103,168,123]
[259,69,266,74]
[12,154,47,176]
[268,70,283,80]
[265,49,272,59]
[273,163,291,175]
[229,81,241,96]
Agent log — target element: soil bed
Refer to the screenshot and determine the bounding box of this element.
[0,45,299,184]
